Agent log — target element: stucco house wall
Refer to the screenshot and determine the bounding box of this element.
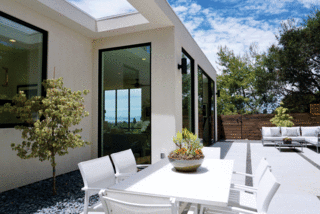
[92,27,177,164]
[0,0,217,193]
[0,0,93,193]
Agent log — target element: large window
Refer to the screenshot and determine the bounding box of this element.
[198,66,215,146]
[182,49,194,132]
[99,44,151,164]
[0,12,47,127]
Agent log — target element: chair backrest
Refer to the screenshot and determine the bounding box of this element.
[78,156,116,194]
[99,189,178,214]
[202,147,221,159]
[253,157,270,186]
[256,168,280,213]
[111,149,138,174]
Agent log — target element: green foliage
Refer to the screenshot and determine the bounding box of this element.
[1,77,90,195]
[270,102,294,127]
[265,9,320,112]
[172,128,203,156]
[217,45,278,115]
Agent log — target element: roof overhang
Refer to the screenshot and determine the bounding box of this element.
[14,0,177,38]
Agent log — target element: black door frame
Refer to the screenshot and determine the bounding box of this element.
[98,42,152,158]
[198,66,216,145]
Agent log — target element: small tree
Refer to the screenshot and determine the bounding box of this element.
[270,102,294,127]
[1,77,90,195]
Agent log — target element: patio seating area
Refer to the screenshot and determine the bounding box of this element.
[215,140,320,213]
[1,140,320,214]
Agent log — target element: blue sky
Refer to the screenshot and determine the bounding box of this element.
[67,0,320,74]
[167,0,320,73]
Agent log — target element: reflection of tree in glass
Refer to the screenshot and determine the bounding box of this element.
[182,53,193,131]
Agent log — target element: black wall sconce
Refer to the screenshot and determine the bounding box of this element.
[178,58,187,74]
[216,90,220,97]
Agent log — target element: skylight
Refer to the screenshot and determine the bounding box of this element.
[65,0,138,20]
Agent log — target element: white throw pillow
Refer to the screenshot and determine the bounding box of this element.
[281,127,287,136]
[281,127,300,136]
[286,128,299,136]
[270,127,281,137]
[262,127,272,137]
[301,127,319,137]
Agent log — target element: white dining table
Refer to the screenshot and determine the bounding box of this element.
[108,158,234,207]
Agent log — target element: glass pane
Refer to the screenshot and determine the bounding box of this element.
[182,52,194,132]
[198,68,203,139]
[104,90,116,132]
[202,73,210,146]
[130,88,142,125]
[117,89,129,130]
[101,45,151,164]
[0,15,44,125]
[66,0,138,19]
[211,81,215,143]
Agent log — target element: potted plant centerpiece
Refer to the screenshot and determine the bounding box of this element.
[168,128,204,172]
[283,137,292,144]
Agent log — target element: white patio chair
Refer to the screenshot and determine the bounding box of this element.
[99,189,179,214]
[202,147,221,159]
[201,168,280,214]
[78,156,116,214]
[231,157,270,191]
[110,149,150,182]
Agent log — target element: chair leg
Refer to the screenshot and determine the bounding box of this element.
[200,204,204,214]
[83,192,89,214]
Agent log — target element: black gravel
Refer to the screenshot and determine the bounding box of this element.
[0,170,99,214]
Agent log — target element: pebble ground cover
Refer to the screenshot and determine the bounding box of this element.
[0,170,98,214]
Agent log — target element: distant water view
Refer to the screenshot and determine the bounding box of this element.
[105,116,141,123]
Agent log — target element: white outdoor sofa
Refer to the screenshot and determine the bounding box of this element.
[261,126,320,153]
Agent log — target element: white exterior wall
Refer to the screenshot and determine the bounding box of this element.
[0,0,93,193]
[92,27,177,164]
[173,16,217,141]
[0,0,217,193]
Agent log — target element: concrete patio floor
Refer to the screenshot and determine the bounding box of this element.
[210,140,320,214]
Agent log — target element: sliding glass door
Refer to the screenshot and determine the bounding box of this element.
[182,49,195,133]
[99,43,151,164]
[198,67,215,146]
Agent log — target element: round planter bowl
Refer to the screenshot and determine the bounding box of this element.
[168,157,204,172]
[283,140,292,144]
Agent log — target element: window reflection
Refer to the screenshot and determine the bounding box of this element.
[0,13,46,127]
[101,44,151,164]
[182,51,194,132]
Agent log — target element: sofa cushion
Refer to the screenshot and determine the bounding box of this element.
[304,137,319,145]
[289,137,305,141]
[262,137,286,141]
[261,127,271,137]
[301,127,319,137]
[262,127,280,137]
[287,128,299,137]
[281,127,300,137]
[270,128,281,137]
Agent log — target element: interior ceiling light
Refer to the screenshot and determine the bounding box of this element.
[9,39,16,43]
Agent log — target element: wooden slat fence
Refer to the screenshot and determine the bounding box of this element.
[218,113,320,140]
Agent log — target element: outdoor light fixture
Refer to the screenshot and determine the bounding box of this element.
[178,58,187,74]
[216,90,220,97]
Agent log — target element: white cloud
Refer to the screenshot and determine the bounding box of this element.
[66,0,136,19]
[297,0,320,8]
[169,1,280,74]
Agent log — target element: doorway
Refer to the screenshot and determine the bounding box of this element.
[98,43,151,164]
[198,66,215,146]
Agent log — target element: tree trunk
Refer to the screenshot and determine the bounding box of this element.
[52,155,57,195]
